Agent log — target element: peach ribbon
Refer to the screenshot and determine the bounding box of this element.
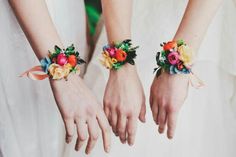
[189,72,205,89]
[19,66,49,80]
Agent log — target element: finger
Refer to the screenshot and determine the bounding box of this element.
[151,102,159,125]
[97,111,111,153]
[85,119,99,154]
[167,111,178,139]
[149,92,154,108]
[75,119,87,151]
[111,110,118,135]
[117,114,127,144]
[64,118,75,143]
[108,110,112,126]
[157,106,167,134]
[127,117,137,146]
[139,103,146,123]
[104,106,110,118]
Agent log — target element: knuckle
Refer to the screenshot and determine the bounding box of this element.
[127,129,135,135]
[103,99,111,106]
[168,122,176,128]
[66,132,73,137]
[117,127,125,134]
[63,114,74,121]
[159,117,165,123]
[91,134,99,141]
[117,105,126,113]
[66,130,73,137]
[79,135,87,141]
[159,102,166,108]
[86,109,96,118]
[103,126,110,134]
[167,105,178,113]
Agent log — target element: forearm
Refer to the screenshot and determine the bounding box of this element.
[9,0,63,60]
[101,0,132,43]
[174,0,223,52]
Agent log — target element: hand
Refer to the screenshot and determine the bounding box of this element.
[150,72,189,139]
[103,64,146,145]
[50,75,111,154]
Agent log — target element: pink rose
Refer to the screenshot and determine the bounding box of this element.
[168,51,179,65]
[107,48,117,57]
[57,53,68,66]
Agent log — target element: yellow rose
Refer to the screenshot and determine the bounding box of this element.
[111,58,117,64]
[63,63,72,77]
[48,63,67,80]
[100,51,117,69]
[178,45,194,67]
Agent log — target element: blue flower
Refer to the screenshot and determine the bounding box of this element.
[169,65,190,75]
[40,57,52,73]
[103,45,110,51]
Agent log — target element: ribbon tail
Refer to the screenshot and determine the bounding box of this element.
[19,65,49,80]
[27,73,49,80]
[189,72,205,89]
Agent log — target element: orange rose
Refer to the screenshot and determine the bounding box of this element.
[115,49,127,62]
[163,41,177,51]
[68,55,77,67]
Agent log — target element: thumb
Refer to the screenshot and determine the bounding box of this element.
[139,103,146,123]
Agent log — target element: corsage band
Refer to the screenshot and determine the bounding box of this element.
[20,44,85,80]
[154,39,204,88]
[100,39,138,70]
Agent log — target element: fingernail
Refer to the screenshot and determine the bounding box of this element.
[85,150,90,155]
[168,134,174,139]
[158,128,164,134]
[121,139,126,144]
[106,145,110,153]
[128,141,134,146]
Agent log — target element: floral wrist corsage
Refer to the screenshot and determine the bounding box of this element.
[100,39,139,70]
[20,44,85,80]
[154,39,204,88]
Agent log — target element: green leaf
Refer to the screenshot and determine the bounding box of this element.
[130,46,139,50]
[177,39,185,46]
[70,67,77,73]
[155,68,162,77]
[66,44,75,51]
[54,45,61,53]
[128,59,135,65]
[123,39,131,43]
[77,58,86,64]
[113,62,123,70]
[75,51,80,57]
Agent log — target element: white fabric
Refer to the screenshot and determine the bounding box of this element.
[84,0,236,157]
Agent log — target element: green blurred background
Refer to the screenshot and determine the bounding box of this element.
[85,0,102,35]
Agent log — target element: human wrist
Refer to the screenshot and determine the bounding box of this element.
[107,33,131,44]
[154,39,204,88]
[100,39,138,70]
[20,44,85,81]
[109,63,137,77]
